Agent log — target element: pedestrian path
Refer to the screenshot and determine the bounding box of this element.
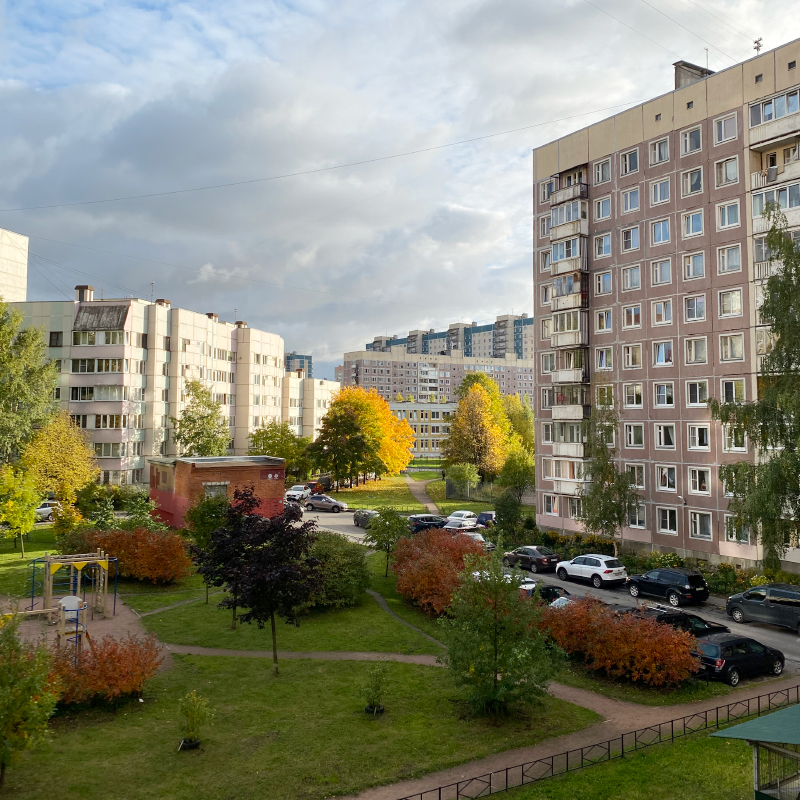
[403,476,440,514]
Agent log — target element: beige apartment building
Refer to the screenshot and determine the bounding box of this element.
[0,227,29,303]
[390,400,456,459]
[281,369,340,440]
[533,42,800,567]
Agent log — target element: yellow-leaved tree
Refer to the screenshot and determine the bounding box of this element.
[21,412,99,501]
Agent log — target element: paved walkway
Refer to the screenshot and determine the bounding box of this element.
[403,476,440,514]
[366,589,444,647]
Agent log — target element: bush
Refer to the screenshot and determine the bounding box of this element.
[535,529,616,559]
[304,531,370,610]
[392,529,486,615]
[542,598,698,687]
[51,634,162,705]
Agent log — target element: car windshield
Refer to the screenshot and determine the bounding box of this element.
[537,546,556,555]
[698,643,720,657]
[604,559,624,568]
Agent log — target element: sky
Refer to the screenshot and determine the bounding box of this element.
[1,0,799,379]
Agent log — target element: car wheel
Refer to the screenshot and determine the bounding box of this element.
[305,504,314,511]
[629,583,639,597]
[731,607,745,624]
[46,513,53,522]
[332,506,341,513]
[591,575,603,589]
[557,568,568,581]
[773,659,784,675]
[502,557,511,567]
[667,591,681,607]
[727,668,740,687]
[529,563,538,574]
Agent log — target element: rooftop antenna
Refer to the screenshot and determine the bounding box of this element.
[234,308,237,320]
[704,48,708,73]
[150,282,154,303]
[754,37,763,54]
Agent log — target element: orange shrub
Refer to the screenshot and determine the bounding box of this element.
[393,529,486,614]
[51,634,163,705]
[85,528,191,584]
[542,598,699,687]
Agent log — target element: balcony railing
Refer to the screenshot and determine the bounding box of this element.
[551,183,588,206]
[552,478,587,497]
[550,218,589,242]
[551,404,590,421]
[551,366,589,384]
[551,248,589,276]
[750,115,800,148]
[551,330,589,348]
[551,290,589,312]
[755,260,781,279]
[551,442,585,458]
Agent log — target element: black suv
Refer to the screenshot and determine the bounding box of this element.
[407,514,446,533]
[476,511,496,528]
[503,546,559,573]
[627,568,709,606]
[614,605,729,636]
[697,633,784,686]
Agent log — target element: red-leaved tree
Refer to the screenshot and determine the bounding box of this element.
[393,529,486,614]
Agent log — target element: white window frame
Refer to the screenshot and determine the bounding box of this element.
[626,463,645,489]
[718,288,743,318]
[623,383,643,408]
[717,200,741,230]
[595,271,612,296]
[594,159,611,185]
[725,515,751,544]
[541,352,556,374]
[540,180,555,203]
[622,186,640,213]
[714,112,737,144]
[657,507,679,535]
[621,226,640,253]
[723,425,748,453]
[655,423,677,449]
[681,125,702,155]
[689,511,713,541]
[682,209,704,238]
[718,244,742,274]
[541,422,553,444]
[654,381,674,407]
[628,503,646,529]
[684,294,706,322]
[651,298,673,326]
[651,259,672,286]
[623,344,643,369]
[689,467,711,495]
[681,166,703,197]
[656,464,677,492]
[683,251,705,280]
[651,177,670,206]
[543,494,559,516]
[688,423,711,451]
[595,309,612,333]
[597,385,614,408]
[540,284,551,305]
[651,218,670,245]
[622,304,642,329]
[539,216,551,238]
[596,347,613,371]
[686,379,709,407]
[685,336,708,365]
[720,333,745,362]
[594,195,611,221]
[594,233,612,259]
[625,423,645,449]
[620,148,640,176]
[653,340,673,366]
[722,378,745,404]
[622,264,641,291]
[650,137,669,165]
[714,155,739,187]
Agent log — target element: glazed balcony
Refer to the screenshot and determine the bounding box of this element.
[551,442,585,458]
[550,247,588,276]
[550,183,588,206]
[551,218,589,241]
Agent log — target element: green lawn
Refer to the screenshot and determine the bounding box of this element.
[7,656,600,800]
[426,479,495,515]
[0,528,57,598]
[504,732,750,800]
[142,589,443,655]
[407,471,441,481]
[328,475,425,511]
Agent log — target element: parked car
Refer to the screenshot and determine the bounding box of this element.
[305,495,348,513]
[353,509,379,528]
[476,511,496,528]
[726,584,800,632]
[556,554,627,589]
[627,567,710,606]
[443,519,483,533]
[285,485,312,502]
[35,500,61,522]
[519,579,572,605]
[503,545,559,573]
[446,510,478,524]
[461,531,495,551]
[407,514,447,533]
[696,633,784,686]
[615,605,729,636]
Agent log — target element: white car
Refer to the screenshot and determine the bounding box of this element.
[446,510,478,523]
[555,554,628,589]
[443,519,483,532]
[35,500,61,522]
[461,531,495,551]
[285,485,311,502]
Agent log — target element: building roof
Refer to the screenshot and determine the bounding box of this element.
[149,456,285,468]
[711,705,800,745]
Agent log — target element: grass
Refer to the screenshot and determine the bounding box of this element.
[426,479,495,515]
[142,589,443,655]
[7,656,600,800]
[406,471,441,481]
[328,475,425,511]
[503,732,751,800]
[0,528,58,597]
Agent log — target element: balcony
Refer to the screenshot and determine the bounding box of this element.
[550,218,589,241]
[551,183,588,206]
[754,260,781,279]
[552,404,590,421]
[551,291,589,312]
[551,249,589,276]
[551,330,588,348]
[749,115,800,149]
[552,479,586,497]
[551,366,589,384]
[551,442,584,458]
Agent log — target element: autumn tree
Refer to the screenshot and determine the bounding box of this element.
[171,379,229,457]
[0,467,41,558]
[503,394,535,451]
[441,384,507,477]
[497,437,536,502]
[249,420,311,478]
[363,507,408,577]
[0,300,58,462]
[456,373,512,441]
[20,411,98,502]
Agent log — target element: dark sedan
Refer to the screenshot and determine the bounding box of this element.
[614,606,729,636]
[697,633,784,686]
[503,546,559,573]
[407,514,447,533]
[627,567,709,606]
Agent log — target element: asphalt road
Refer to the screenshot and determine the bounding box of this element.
[302,509,368,544]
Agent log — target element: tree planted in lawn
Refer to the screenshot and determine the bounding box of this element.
[0,466,41,558]
[363,507,408,577]
[249,420,311,478]
[170,379,229,457]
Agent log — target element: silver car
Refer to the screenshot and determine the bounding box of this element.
[35,500,61,522]
[354,509,379,528]
[305,494,348,513]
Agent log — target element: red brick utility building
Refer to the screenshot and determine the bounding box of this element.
[149,456,286,528]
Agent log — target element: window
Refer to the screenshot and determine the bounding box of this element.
[597,385,614,406]
[650,138,669,164]
[71,359,96,373]
[622,187,640,212]
[596,347,613,370]
[70,414,88,429]
[595,234,611,258]
[654,382,674,406]
[568,498,583,520]
[690,511,712,540]
[653,341,673,365]
[791,61,797,71]
[625,423,644,448]
[95,414,127,430]
[752,183,800,216]
[622,265,641,290]
[725,516,751,544]
[541,352,556,373]
[720,333,744,361]
[686,100,694,109]
[540,250,551,272]
[541,387,554,408]
[623,305,641,328]
[689,468,710,494]
[687,380,709,406]
[540,180,555,202]
[627,464,645,488]
[749,89,800,127]
[658,508,678,534]
[655,424,676,448]
[681,126,702,154]
[539,216,551,237]
[715,157,738,186]
[652,259,671,285]
[684,252,705,279]
[628,503,646,528]
[715,114,737,143]
[651,219,670,245]
[755,74,763,84]
[596,310,612,332]
[70,386,94,401]
[685,337,707,364]
[651,178,670,205]
[543,495,558,515]
[685,295,706,322]
[719,289,742,317]
[681,168,703,196]
[724,426,747,452]
[718,245,741,274]
[688,424,710,450]
[594,159,611,185]
[722,379,745,403]
[49,331,63,347]
[621,227,640,252]
[624,383,643,407]
[552,237,579,262]
[541,319,551,339]
[72,331,96,346]
[623,344,642,368]
[540,284,551,305]
[652,300,672,325]
[657,465,676,491]
[683,210,703,237]
[595,196,611,220]
[595,272,612,295]
[620,149,639,175]
[718,201,740,229]
[541,423,553,444]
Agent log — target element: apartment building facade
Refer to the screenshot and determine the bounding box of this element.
[390,400,456,459]
[533,42,800,567]
[0,227,28,303]
[285,352,313,377]
[281,370,340,440]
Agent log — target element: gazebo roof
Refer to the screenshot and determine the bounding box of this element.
[711,705,800,745]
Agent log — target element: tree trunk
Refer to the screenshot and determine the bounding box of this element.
[205,583,209,604]
[270,610,279,676]
[0,760,6,791]
[231,594,237,630]
[384,548,390,578]
[20,534,25,559]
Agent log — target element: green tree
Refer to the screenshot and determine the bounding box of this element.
[0,467,41,558]
[185,493,230,603]
[438,551,561,714]
[121,490,166,532]
[363,507,409,577]
[710,206,800,569]
[497,438,536,502]
[0,300,58,463]
[446,463,480,495]
[0,616,59,790]
[307,403,375,486]
[304,531,370,609]
[249,420,311,478]
[456,373,511,440]
[579,409,639,556]
[494,491,524,549]
[503,394,535,451]
[171,380,229,457]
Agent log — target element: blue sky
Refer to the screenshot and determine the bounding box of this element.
[1,0,798,378]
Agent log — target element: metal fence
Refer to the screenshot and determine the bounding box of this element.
[397,684,800,800]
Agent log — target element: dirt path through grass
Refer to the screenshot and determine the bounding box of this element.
[403,476,440,513]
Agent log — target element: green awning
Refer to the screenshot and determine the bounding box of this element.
[711,705,800,745]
